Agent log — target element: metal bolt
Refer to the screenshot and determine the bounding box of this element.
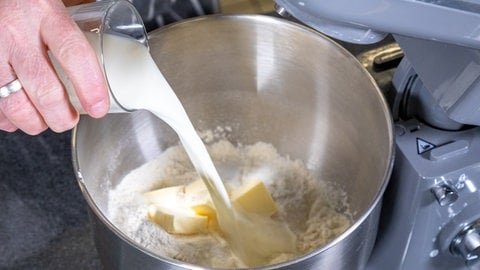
[431,183,458,206]
[274,4,289,17]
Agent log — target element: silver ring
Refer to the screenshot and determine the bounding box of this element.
[0,79,22,99]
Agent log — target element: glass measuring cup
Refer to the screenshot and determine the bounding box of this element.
[53,0,148,113]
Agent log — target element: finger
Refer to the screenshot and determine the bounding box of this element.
[0,86,48,135]
[0,59,42,134]
[10,42,80,133]
[0,34,20,133]
[1,0,80,133]
[0,110,18,132]
[40,1,110,118]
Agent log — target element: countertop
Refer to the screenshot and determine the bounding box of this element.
[0,130,102,269]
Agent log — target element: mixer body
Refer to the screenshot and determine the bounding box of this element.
[365,119,480,269]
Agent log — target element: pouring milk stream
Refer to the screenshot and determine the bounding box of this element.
[59,32,297,266]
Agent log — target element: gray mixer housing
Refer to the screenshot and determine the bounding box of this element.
[363,52,480,269]
[366,118,480,270]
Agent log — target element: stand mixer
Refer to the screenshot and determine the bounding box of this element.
[273,1,480,269]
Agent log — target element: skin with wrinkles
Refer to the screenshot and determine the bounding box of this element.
[0,0,109,135]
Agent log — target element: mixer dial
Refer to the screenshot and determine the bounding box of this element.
[451,220,480,266]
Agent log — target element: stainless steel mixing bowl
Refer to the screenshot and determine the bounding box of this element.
[72,15,394,270]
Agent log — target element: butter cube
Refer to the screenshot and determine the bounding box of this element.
[185,179,208,194]
[143,185,184,206]
[191,203,216,219]
[231,179,277,216]
[147,204,208,235]
[144,183,216,234]
[185,179,216,219]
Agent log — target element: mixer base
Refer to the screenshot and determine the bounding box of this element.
[366,119,480,270]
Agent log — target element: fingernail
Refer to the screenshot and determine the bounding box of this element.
[89,99,109,118]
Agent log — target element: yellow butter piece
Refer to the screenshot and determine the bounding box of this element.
[143,185,184,206]
[144,183,217,234]
[185,179,208,194]
[147,204,208,235]
[191,203,217,219]
[231,179,277,216]
[185,179,217,219]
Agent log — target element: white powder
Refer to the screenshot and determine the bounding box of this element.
[107,134,351,268]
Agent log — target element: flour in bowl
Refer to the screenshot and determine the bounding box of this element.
[107,134,351,268]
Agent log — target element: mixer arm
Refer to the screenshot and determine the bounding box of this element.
[274,0,480,49]
[391,36,480,129]
[274,0,480,129]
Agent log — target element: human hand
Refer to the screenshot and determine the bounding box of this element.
[0,0,109,135]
